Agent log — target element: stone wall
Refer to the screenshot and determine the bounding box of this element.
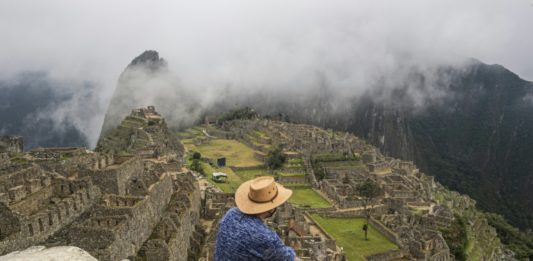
[0,153,10,168]
[79,157,143,195]
[278,175,307,184]
[138,172,203,261]
[365,250,403,261]
[0,178,100,255]
[368,218,400,245]
[68,173,174,260]
[0,136,23,153]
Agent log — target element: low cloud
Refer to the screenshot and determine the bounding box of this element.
[0,0,532,147]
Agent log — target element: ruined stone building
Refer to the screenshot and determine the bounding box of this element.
[0,136,23,154]
[205,119,508,260]
[1,111,511,261]
[0,107,203,261]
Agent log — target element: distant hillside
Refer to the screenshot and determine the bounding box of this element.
[242,60,533,232]
[101,52,533,232]
[0,72,89,149]
[99,50,200,138]
[345,62,533,231]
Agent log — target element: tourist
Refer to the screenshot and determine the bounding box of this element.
[214,176,301,261]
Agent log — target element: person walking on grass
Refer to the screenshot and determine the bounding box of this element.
[214,176,301,261]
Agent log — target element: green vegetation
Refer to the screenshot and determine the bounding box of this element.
[485,213,533,259]
[219,107,258,122]
[192,151,201,160]
[286,187,331,208]
[287,158,303,164]
[234,168,273,180]
[266,145,286,170]
[355,179,384,240]
[194,139,263,167]
[277,171,305,177]
[201,163,243,192]
[440,214,468,261]
[9,153,27,164]
[190,159,204,175]
[311,215,398,261]
[312,152,356,162]
[319,160,364,170]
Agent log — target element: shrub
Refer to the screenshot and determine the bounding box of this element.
[266,146,286,170]
[192,151,201,160]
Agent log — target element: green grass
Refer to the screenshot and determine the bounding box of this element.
[465,226,484,261]
[194,139,263,167]
[204,167,274,193]
[286,187,332,208]
[278,171,306,177]
[234,168,273,180]
[311,215,399,261]
[312,153,356,162]
[202,162,244,192]
[288,158,304,164]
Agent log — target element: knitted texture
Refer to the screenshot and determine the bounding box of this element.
[215,207,296,261]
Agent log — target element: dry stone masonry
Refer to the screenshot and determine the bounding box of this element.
[0,107,203,261]
[0,110,514,261]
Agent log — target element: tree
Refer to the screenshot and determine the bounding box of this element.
[440,214,468,260]
[356,179,383,240]
[190,159,204,175]
[192,151,201,160]
[219,107,258,122]
[266,145,286,170]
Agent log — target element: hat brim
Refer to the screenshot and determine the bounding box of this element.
[235,179,293,215]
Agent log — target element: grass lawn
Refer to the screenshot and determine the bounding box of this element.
[201,162,244,192]
[311,215,399,261]
[194,139,263,167]
[278,171,306,177]
[234,168,273,180]
[205,166,274,193]
[287,187,332,208]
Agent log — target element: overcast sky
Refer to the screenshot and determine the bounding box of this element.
[1,0,532,146]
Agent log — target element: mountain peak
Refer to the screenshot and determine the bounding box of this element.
[128,50,167,71]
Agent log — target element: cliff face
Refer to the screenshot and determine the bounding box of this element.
[340,62,533,230]
[99,51,169,137]
[99,50,201,141]
[224,59,533,231]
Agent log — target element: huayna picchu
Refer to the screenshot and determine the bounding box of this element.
[0,106,522,260]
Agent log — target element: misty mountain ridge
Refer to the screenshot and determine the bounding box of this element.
[99,51,532,235]
[0,72,91,149]
[2,50,532,235]
[99,50,201,138]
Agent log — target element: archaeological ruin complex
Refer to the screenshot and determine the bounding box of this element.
[0,107,513,260]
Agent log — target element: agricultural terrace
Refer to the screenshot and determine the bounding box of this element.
[191,139,263,168]
[311,215,399,261]
[286,186,332,209]
[199,162,242,193]
[278,158,306,177]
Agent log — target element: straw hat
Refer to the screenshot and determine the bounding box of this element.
[235,176,293,215]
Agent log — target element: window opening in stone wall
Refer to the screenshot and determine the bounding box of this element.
[38,218,44,232]
[28,223,34,236]
[48,212,53,226]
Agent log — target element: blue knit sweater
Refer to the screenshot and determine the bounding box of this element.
[214,207,296,261]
